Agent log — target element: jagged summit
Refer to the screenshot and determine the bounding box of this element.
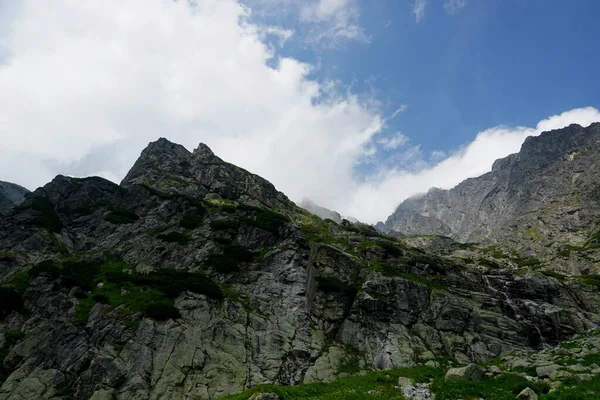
[383,122,600,274]
[121,137,295,211]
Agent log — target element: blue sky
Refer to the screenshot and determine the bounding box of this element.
[1,0,599,222]
[253,0,600,157]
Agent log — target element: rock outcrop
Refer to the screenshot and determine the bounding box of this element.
[1,139,599,399]
[382,123,600,274]
[298,198,342,223]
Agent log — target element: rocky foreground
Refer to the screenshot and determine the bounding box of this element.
[0,130,599,399]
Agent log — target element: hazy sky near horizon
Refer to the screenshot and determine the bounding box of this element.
[1,0,599,223]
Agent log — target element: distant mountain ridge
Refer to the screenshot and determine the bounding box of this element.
[0,180,29,214]
[382,122,600,274]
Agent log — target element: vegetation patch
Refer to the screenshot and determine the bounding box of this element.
[478,259,502,269]
[315,276,357,297]
[205,244,256,273]
[210,219,239,231]
[0,287,23,320]
[540,270,567,281]
[432,373,550,400]
[243,210,290,235]
[156,231,190,245]
[17,196,62,233]
[513,257,542,267]
[179,206,207,229]
[401,273,446,291]
[578,275,600,290]
[216,365,440,400]
[0,331,25,384]
[105,210,140,225]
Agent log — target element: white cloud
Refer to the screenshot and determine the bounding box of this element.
[376,132,409,150]
[413,0,428,23]
[443,0,468,15]
[0,2,598,227]
[345,107,600,223]
[0,0,380,209]
[390,104,408,119]
[300,0,368,45]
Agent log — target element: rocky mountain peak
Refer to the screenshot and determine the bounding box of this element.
[193,142,216,159]
[382,122,600,274]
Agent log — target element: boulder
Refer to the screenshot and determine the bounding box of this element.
[445,364,485,381]
[516,387,538,400]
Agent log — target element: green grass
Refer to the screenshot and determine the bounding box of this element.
[544,376,600,400]
[478,259,502,269]
[432,373,550,400]
[579,275,600,290]
[217,365,441,400]
[513,257,542,267]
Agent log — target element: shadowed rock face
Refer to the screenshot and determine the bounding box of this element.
[1,139,600,400]
[0,181,29,214]
[382,123,600,274]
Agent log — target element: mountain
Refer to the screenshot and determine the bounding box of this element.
[382,123,600,275]
[1,139,600,400]
[0,181,29,215]
[298,198,342,223]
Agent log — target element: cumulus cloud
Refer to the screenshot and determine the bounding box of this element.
[413,0,428,23]
[247,0,367,46]
[346,107,600,223]
[0,1,598,226]
[443,0,468,15]
[0,0,380,207]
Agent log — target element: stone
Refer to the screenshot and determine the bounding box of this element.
[488,365,502,375]
[248,393,281,400]
[516,387,538,400]
[445,364,485,381]
[535,364,559,380]
[575,373,592,382]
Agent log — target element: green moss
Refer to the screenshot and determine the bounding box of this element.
[401,273,446,291]
[478,259,501,269]
[156,231,190,244]
[540,270,567,281]
[513,257,542,267]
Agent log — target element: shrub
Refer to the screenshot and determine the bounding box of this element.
[244,210,290,234]
[156,231,190,245]
[0,287,23,319]
[179,213,204,229]
[210,219,239,231]
[29,260,61,279]
[315,276,357,297]
[105,210,139,224]
[92,294,109,304]
[61,260,101,290]
[144,301,181,321]
[18,196,62,233]
[377,241,404,258]
[206,244,255,273]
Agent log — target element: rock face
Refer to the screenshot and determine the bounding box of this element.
[298,198,342,223]
[0,181,29,215]
[1,139,600,399]
[382,123,600,274]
